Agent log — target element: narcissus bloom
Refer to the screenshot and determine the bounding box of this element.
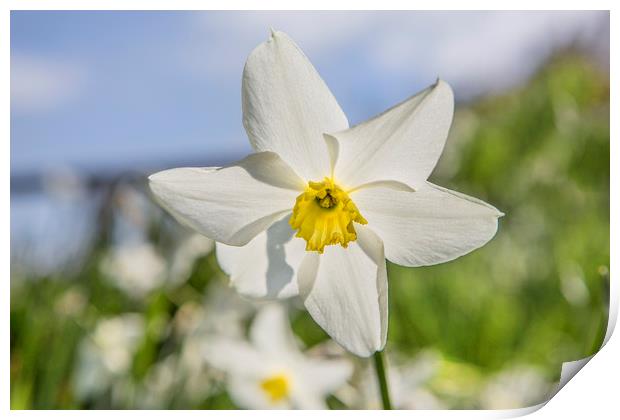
[149,30,502,357]
[203,305,353,409]
[74,314,144,400]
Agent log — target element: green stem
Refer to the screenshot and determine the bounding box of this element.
[373,350,392,410]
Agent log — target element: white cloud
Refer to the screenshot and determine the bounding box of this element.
[11,54,87,114]
[180,11,607,98]
[177,11,374,79]
[366,11,607,97]
[204,11,372,52]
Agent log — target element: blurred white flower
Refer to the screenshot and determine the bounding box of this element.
[100,242,166,298]
[169,283,256,404]
[559,262,590,306]
[120,284,255,408]
[351,350,444,409]
[479,366,553,409]
[150,30,502,357]
[174,281,255,344]
[54,286,87,317]
[203,304,352,409]
[169,233,215,285]
[74,314,144,400]
[135,355,180,409]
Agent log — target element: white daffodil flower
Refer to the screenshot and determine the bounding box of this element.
[150,30,503,357]
[203,304,353,409]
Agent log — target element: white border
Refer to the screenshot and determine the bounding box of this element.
[3,2,616,419]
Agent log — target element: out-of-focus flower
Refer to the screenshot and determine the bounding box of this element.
[479,366,553,409]
[174,282,255,342]
[54,286,87,317]
[128,284,254,409]
[203,304,352,409]
[559,262,590,306]
[349,350,445,409]
[150,30,502,357]
[185,285,255,390]
[135,355,180,409]
[169,233,215,285]
[100,242,166,298]
[74,314,144,400]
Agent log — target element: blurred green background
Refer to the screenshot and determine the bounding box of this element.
[10,52,609,409]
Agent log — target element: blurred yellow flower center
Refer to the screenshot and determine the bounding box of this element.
[289,178,367,253]
[260,374,290,402]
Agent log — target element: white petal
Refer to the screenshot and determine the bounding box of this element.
[330,79,454,190]
[249,304,299,356]
[352,182,503,267]
[242,30,348,181]
[203,337,268,377]
[149,152,303,246]
[228,376,291,410]
[297,358,353,396]
[216,215,305,300]
[288,389,327,410]
[297,225,388,357]
[323,133,339,178]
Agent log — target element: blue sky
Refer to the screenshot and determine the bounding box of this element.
[11,11,608,175]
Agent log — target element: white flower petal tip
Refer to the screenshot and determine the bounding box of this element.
[328,78,455,190]
[148,152,302,247]
[434,77,452,91]
[298,226,388,357]
[266,29,294,45]
[242,30,348,181]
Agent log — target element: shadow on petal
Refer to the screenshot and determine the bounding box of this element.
[265,218,297,297]
[217,214,305,300]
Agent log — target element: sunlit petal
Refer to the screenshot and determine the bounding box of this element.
[243,30,348,181]
[149,152,303,246]
[330,80,454,190]
[297,225,388,357]
[352,182,502,266]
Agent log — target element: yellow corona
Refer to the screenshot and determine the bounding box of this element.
[289,178,367,253]
[260,374,290,403]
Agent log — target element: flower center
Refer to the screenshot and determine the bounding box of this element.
[260,374,290,403]
[289,178,367,253]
